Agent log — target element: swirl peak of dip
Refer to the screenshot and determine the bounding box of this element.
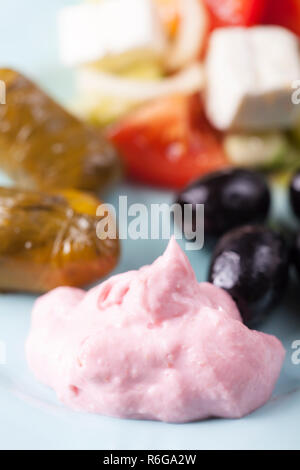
[26,238,285,423]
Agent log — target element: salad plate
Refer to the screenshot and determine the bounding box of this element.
[0,0,300,450]
[1,181,300,450]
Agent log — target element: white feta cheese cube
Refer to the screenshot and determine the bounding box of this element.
[59,0,167,67]
[204,26,300,131]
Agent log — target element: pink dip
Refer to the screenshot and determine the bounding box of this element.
[26,238,285,423]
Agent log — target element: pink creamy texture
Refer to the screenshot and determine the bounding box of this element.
[26,239,285,423]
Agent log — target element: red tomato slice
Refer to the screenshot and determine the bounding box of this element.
[107,95,229,190]
[203,0,267,28]
[263,0,300,36]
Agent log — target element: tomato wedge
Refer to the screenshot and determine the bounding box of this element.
[203,0,267,28]
[263,0,300,36]
[108,95,228,190]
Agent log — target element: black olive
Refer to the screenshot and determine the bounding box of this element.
[290,169,300,219]
[293,231,300,279]
[176,168,271,237]
[209,225,290,326]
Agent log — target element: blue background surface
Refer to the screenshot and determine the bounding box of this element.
[0,0,300,450]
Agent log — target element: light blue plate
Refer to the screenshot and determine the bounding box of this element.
[0,0,300,451]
